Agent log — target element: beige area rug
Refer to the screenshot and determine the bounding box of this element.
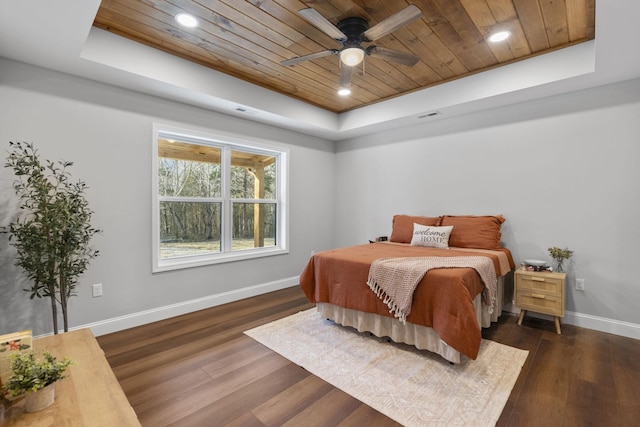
[245,308,528,427]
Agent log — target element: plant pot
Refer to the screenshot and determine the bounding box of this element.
[25,383,55,413]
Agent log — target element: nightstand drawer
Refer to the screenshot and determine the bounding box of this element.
[516,291,564,316]
[516,274,563,296]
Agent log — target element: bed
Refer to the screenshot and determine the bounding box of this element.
[299,214,515,363]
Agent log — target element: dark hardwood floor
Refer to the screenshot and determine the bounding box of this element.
[96,287,640,427]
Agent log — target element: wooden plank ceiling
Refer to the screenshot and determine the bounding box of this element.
[93,0,595,114]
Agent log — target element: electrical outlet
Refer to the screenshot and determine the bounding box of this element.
[92,283,103,298]
[575,278,585,291]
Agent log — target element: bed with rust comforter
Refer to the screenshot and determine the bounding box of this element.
[299,242,514,361]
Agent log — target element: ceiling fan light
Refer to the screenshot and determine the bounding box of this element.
[340,48,365,66]
[337,87,352,96]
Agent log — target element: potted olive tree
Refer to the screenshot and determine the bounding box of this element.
[1,351,73,412]
[1,141,101,334]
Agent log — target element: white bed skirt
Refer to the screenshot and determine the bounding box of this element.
[316,277,505,364]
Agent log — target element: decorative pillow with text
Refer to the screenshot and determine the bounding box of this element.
[410,224,453,249]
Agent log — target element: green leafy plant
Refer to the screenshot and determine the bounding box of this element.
[1,351,73,398]
[0,141,101,333]
[548,246,573,272]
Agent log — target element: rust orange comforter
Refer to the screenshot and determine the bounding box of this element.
[299,242,514,360]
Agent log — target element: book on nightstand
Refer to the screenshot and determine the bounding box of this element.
[0,330,33,390]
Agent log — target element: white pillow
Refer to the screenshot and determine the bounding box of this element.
[410,223,453,248]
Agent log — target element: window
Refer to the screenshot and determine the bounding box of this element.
[152,125,288,272]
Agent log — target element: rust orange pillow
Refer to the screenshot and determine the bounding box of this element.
[390,215,441,243]
[440,215,505,249]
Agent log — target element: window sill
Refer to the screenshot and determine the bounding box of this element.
[153,247,289,273]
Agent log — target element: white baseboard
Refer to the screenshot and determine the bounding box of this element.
[72,283,640,341]
[563,310,640,340]
[503,302,640,340]
[74,276,299,337]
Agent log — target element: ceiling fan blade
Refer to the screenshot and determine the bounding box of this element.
[281,49,337,66]
[367,46,420,66]
[363,5,423,41]
[339,65,354,87]
[298,8,347,41]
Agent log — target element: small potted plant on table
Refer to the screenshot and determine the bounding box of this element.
[1,351,73,412]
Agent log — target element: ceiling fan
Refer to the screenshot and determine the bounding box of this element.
[281,5,423,90]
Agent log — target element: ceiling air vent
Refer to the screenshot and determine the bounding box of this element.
[235,106,258,116]
[417,111,441,119]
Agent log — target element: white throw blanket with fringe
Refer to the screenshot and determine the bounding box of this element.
[367,256,497,324]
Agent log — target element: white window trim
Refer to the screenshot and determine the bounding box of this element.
[152,123,289,273]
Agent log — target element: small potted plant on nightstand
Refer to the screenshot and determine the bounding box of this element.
[1,351,73,412]
[548,246,573,272]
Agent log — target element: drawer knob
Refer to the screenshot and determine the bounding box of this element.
[531,293,546,299]
[532,277,546,282]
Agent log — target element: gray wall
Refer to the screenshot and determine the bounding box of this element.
[0,59,335,336]
[333,78,640,333]
[2,56,639,339]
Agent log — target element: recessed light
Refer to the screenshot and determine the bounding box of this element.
[488,31,510,43]
[337,88,351,96]
[175,13,199,28]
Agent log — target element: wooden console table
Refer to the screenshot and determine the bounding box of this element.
[1,328,140,426]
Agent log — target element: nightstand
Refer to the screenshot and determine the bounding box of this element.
[515,269,566,334]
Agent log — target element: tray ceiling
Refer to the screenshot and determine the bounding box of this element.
[94,1,595,114]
